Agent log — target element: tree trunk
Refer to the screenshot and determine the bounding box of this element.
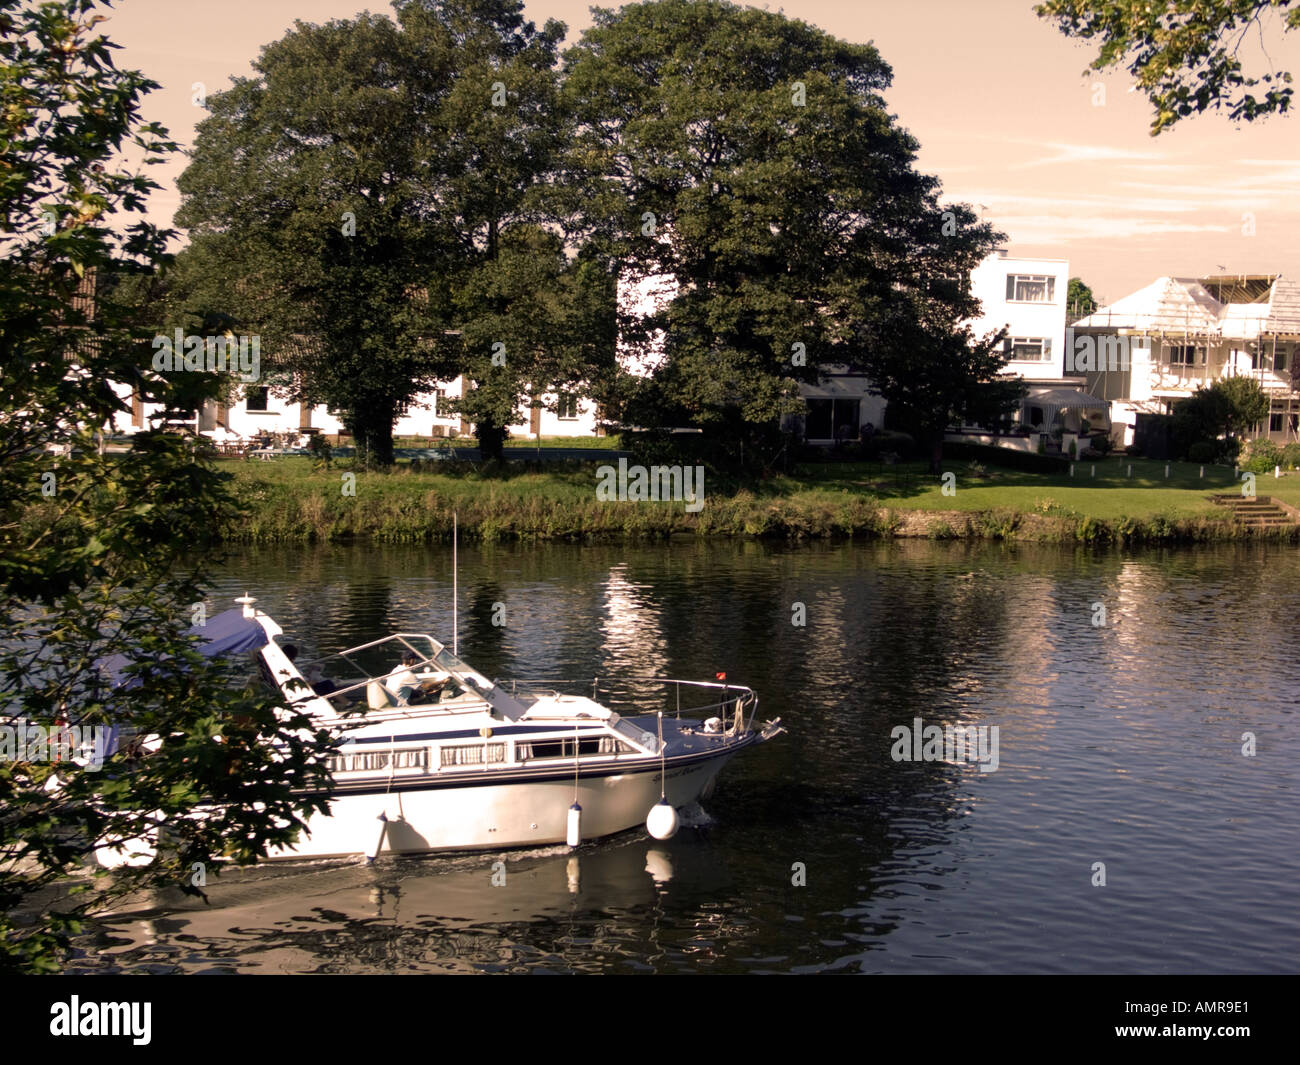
[366,421,395,468]
[476,416,506,463]
[351,408,394,467]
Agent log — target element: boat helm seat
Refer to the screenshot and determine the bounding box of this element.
[367,681,399,709]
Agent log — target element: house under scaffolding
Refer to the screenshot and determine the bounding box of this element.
[1068,274,1300,446]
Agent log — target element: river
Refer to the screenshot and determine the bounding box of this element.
[67,540,1300,973]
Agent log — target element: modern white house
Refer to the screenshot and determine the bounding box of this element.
[941,250,1115,453]
[1069,274,1300,448]
[969,250,1071,385]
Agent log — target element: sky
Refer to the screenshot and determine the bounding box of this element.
[100,0,1300,306]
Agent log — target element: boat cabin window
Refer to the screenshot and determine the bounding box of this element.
[329,747,428,773]
[440,743,506,767]
[516,735,632,761]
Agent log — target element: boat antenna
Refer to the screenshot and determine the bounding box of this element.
[452,510,458,656]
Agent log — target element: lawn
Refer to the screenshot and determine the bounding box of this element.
[774,455,1259,520]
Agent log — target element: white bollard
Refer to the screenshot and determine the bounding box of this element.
[1070,463,1075,477]
[1091,465,1095,478]
[1127,464,1132,478]
[1200,466,1204,478]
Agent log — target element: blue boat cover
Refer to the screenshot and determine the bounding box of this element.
[91,609,269,761]
[100,608,268,688]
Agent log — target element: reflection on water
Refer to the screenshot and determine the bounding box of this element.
[67,540,1300,974]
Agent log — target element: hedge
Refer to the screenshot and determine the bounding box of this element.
[943,441,1071,474]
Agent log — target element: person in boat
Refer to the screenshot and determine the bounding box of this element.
[282,644,338,696]
[387,652,446,705]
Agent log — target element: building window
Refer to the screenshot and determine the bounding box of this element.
[1270,413,1284,432]
[1167,344,1206,367]
[805,398,860,441]
[245,387,269,412]
[1273,346,1290,373]
[1005,275,1055,303]
[557,393,579,420]
[1006,337,1052,362]
[434,389,449,418]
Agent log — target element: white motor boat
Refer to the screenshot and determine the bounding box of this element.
[220,596,782,860]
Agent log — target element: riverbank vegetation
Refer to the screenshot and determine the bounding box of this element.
[219,454,1300,545]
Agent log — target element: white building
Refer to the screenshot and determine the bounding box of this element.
[106,250,1077,449]
[109,371,601,446]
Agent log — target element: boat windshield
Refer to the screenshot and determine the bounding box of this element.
[429,645,479,681]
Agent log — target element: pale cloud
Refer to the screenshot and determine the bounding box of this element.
[1014,141,1167,168]
[947,190,1203,215]
[999,214,1231,244]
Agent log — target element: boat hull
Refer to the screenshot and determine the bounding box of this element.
[271,751,738,859]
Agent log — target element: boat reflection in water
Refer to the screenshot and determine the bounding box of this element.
[83,837,760,974]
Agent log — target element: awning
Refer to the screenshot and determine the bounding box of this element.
[1024,388,1112,424]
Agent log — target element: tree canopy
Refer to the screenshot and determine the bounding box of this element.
[1036,0,1298,134]
[1,0,335,972]
[562,0,1013,469]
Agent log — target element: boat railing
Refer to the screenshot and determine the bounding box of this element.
[503,676,760,734]
[284,634,461,715]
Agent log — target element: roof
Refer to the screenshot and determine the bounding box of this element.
[1073,275,1300,340]
[800,375,875,399]
[1072,277,1221,334]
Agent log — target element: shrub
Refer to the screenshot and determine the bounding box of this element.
[1216,436,1242,464]
[1282,442,1300,468]
[1187,441,1217,464]
[1241,438,1282,474]
[861,429,915,461]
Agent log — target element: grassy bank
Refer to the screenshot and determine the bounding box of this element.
[216,454,1300,544]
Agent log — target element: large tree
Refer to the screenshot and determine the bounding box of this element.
[562,0,1010,471]
[1036,0,1298,134]
[1,0,335,972]
[174,0,595,465]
